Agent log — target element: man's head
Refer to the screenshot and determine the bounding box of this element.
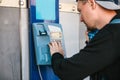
[77,0,120,30]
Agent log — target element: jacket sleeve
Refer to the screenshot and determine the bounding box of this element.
[51,28,117,80]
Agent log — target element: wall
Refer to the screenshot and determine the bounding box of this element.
[59,0,89,80]
[0,7,21,80]
[0,0,29,80]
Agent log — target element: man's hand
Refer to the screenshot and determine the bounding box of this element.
[85,30,89,43]
[48,41,64,56]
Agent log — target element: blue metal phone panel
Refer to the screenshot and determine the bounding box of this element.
[29,0,59,80]
[32,23,65,65]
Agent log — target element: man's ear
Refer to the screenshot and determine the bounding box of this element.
[88,0,96,9]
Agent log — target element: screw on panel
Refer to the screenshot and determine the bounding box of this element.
[19,0,24,6]
[72,6,76,11]
[59,3,62,9]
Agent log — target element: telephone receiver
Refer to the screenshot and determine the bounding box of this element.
[88,29,99,40]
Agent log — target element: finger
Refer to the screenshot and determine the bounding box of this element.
[52,41,58,47]
[48,42,52,47]
[48,42,54,49]
[49,41,55,46]
[48,44,52,50]
[57,41,62,47]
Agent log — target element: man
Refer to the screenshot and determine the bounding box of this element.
[49,0,120,80]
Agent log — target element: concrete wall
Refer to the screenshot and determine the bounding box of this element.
[0,7,21,80]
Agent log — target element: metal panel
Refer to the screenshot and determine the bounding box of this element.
[59,12,86,57]
[59,3,79,13]
[60,12,80,57]
[20,8,29,80]
[0,7,21,80]
[0,0,27,8]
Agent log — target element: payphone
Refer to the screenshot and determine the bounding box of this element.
[32,23,65,65]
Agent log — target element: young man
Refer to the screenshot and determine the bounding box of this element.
[49,0,120,80]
